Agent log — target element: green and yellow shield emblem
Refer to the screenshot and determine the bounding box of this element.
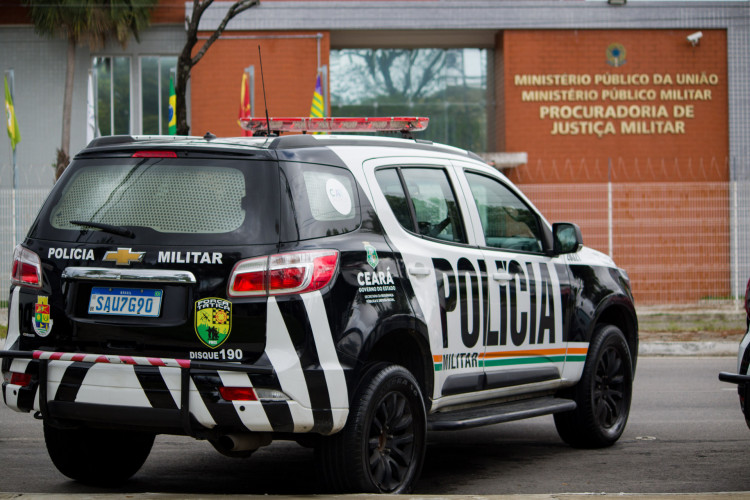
[195,298,232,349]
[364,241,378,269]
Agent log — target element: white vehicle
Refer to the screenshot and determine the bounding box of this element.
[1,117,638,493]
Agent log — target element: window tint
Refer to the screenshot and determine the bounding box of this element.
[376,167,466,244]
[374,168,413,230]
[35,158,280,245]
[51,163,245,234]
[280,162,360,241]
[465,171,543,253]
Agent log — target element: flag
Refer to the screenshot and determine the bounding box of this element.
[238,72,251,137]
[168,73,176,135]
[4,75,20,151]
[310,74,324,119]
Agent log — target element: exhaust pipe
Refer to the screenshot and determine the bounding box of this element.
[210,433,272,457]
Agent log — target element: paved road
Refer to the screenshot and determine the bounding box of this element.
[0,357,748,495]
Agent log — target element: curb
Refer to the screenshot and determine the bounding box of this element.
[639,341,738,357]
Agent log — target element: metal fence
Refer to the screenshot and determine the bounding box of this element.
[0,162,747,307]
[521,181,747,305]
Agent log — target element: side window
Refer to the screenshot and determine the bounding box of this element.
[375,166,466,244]
[465,171,543,253]
[280,162,360,241]
[374,168,414,230]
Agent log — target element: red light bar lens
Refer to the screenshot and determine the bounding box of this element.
[132,151,177,158]
[239,116,429,134]
[219,387,258,401]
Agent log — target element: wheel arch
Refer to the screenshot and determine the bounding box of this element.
[358,320,434,411]
[592,295,639,371]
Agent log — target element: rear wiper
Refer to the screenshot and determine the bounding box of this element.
[70,220,135,238]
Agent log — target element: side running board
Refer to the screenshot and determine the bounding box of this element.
[427,396,576,431]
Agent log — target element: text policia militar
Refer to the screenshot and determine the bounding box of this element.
[514,72,720,138]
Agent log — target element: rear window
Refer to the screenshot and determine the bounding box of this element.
[32,157,280,245]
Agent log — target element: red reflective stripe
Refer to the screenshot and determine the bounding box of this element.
[148,358,166,367]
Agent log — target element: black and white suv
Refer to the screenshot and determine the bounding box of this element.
[1,117,638,493]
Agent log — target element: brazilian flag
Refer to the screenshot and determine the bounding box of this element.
[168,74,176,135]
[4,75,20,150]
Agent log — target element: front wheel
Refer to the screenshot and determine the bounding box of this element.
[555,324,634,448]
[44,423,155,485]
[316,363,427,493]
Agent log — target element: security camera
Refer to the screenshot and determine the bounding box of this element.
[687,31,703,46]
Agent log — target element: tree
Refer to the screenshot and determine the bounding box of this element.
[176,0,260,135]
[24,0,157,179]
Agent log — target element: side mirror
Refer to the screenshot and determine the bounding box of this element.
[553,222,583,255]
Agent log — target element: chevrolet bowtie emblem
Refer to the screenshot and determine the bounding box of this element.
[103,248,145,266]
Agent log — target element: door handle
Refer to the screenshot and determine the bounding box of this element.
[408,264,431,277]
[492,271,512,283]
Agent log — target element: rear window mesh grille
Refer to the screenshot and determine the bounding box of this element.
[50,164,246,234]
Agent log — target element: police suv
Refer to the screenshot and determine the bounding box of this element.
[1,117,638,493]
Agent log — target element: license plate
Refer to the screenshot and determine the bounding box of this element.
[89,287,163,317]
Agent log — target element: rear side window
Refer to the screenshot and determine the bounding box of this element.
[280,162,360,241]
[375,166,466,244]
[33,157,280,245]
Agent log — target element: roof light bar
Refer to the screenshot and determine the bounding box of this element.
[239,116,429,134]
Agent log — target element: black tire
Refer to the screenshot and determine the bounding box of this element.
[44,423,155,485]
[316,363,426,493]
[554,324,633,448]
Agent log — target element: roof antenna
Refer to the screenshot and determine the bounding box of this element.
[258,45,271,137]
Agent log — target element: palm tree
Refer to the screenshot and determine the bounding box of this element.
[24,0,156,178]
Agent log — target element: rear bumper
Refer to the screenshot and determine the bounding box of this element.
[1,349,346,437]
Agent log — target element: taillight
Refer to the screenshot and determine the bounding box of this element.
[10,372,32,387]
[228,250,339,297]
[219,386,258,401]
[11,245,42,288]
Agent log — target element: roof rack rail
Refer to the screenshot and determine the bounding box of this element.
[239,116,429,139]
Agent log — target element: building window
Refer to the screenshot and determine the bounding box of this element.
[141,56,177,135]
[330,48,488,152]
[93,56,131,135]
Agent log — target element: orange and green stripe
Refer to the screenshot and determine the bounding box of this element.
[433,346,588,371]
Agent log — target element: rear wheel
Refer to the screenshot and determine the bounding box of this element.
[316,363,426,493]
[44,423,155,485]
[555,324,633,448]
